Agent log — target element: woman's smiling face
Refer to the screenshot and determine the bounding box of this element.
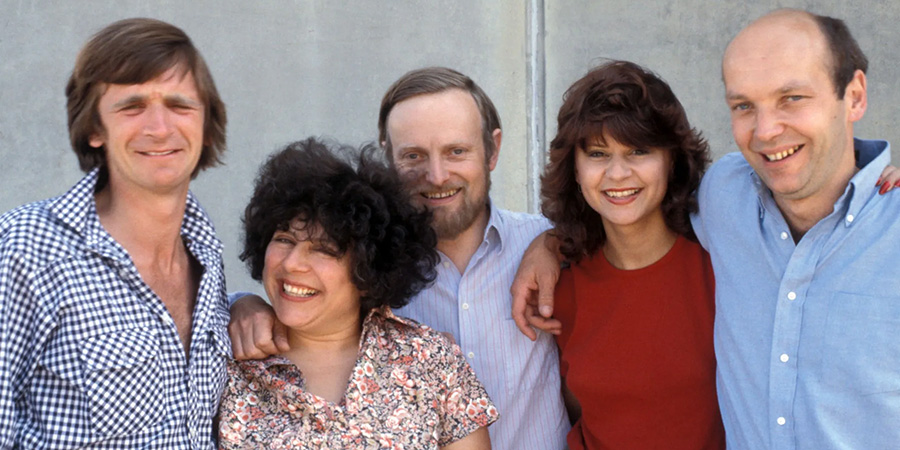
[262,219,361,335]
[575,134,672,233]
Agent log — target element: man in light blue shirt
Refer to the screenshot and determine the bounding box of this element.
[513,8,900,450]
[230,67,569,450]
[697,9,900,449]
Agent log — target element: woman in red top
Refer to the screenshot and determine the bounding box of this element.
[540,61,725,449]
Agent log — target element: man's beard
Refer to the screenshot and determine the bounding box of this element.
[415,173,490,241]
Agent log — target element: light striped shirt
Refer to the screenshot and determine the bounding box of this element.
[395,204,570,450]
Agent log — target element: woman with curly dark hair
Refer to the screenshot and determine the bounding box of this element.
[541,61,725,449]
[217,138,496,449]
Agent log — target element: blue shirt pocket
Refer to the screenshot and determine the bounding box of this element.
[78,327,164,437]
[820,292,900,395]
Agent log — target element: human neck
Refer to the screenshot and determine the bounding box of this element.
[285,316,363,353]
[436,205,490,273]
[95,181,190,268]
[775,152,858,242]
[601,213,678,270]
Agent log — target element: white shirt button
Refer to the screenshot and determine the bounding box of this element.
[777,417,786,425]
[846,214,854,223]
[161,315,174,325]
[467,352,475,359]
[787,291,797,301]
[442,261,451,268]
[780,231,789,240]
[780,354,789,363]
[462,303,470,310]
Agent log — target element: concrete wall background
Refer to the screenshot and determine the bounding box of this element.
[2,0,897,291]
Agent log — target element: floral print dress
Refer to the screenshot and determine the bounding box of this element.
[218,307,498,449]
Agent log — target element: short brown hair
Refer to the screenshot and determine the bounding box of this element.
[377,67,500,161]
[66,18,227,177]
[542,61,710,262]
[810,13,869,98]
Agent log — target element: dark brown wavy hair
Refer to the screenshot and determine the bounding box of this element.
[541,60,709,262]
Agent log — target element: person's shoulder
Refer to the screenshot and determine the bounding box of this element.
[1,198,54,234]
[0,198,73,258]
[703,152,754,189]
[379,311,461,359]
[493,207,552,244]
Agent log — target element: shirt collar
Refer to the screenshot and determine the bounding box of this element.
[483,200,503,252]
[46,168,222,256]
[843,138,890,226]
[47,168,102,237]
[246,305,416,371]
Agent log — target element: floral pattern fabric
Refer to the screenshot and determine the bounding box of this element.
[218,307,498,449]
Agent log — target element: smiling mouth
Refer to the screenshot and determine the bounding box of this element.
[422,188,460,200]
[140,149,179,156]
[283,283,318,297]
[604,188,640,198]
[765,145,802,162]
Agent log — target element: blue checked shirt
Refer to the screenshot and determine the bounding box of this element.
[0,169,231,449]
[394,205,570,450]
[694,139,900,449]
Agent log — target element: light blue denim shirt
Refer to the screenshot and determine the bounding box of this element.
[693,138,900,450]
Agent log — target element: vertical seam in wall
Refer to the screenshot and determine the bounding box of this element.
[526,0,546,214]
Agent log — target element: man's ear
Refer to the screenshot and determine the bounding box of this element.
[89,132,105,149]
[487,128,501,171]
[845,69,867,123]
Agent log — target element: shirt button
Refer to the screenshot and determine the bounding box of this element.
[467,352,475,359]
[787,291,796,301]
[442,261,451,268]
[161,315,174,325]
[780,354,789,363]
[777,417,786,425]
[846,214,854,223]
[780,231,789,240]
[462,303,470,310]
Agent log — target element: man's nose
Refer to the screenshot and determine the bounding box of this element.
[425,158,450,186]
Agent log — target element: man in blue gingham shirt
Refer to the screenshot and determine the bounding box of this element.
[0,19,231,449]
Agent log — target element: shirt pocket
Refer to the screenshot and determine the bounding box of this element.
[78,327,164,437]
[820,292,900,394]
[501,318,553,395]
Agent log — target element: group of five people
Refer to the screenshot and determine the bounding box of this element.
[1,6,898,450]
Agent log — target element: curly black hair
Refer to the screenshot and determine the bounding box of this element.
[240,137,438,312]
[542,60,710,262]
